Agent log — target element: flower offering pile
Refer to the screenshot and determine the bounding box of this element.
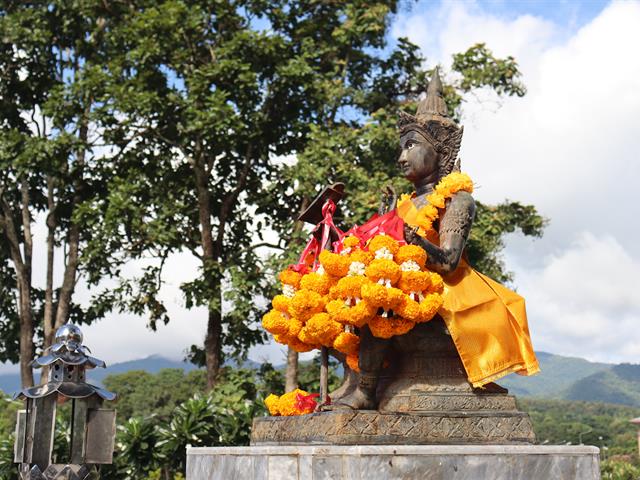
[264,389,320,416]
[262,232,445,368]
[262,172,474,415]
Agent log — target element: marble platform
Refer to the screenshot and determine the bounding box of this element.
[186,445,601,480]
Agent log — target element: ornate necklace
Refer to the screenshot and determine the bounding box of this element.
[397,172,474,232]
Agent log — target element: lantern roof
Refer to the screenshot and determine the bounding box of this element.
[14,324,115,402]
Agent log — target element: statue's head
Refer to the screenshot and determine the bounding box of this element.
[397,68,463,183]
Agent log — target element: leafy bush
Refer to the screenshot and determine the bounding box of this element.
[601,458,640,480]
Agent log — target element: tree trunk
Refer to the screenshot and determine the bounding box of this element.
[193,160,219,389]
[53,109,89,333]
[17,277,34,388]
[0,195,34,387]
[43,176,56,349]
[285,347,298,392]
[204,305,223,390]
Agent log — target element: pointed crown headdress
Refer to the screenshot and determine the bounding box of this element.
[398,67,464,177]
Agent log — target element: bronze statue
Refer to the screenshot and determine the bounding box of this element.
[328,68,538,411]
[254,69,539,445]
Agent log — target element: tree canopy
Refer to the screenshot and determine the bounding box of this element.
[0,0,545,390]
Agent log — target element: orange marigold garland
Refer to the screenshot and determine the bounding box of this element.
[300,312,343,347]
[397,172,473,234]
[263,172,473,362]
[333,331,360,355]
[346,353,360,373]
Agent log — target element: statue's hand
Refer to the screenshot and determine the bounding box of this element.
[378,184,397,214]
[404,224,420,245]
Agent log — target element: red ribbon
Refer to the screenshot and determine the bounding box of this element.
[293,199,344,272]
[295,392,330,412]
[350,209,406,248]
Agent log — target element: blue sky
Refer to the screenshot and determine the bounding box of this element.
[472,0,608,26]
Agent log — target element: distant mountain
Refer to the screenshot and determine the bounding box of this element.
[499,351,611,398]
[0,355,200,395]
[499,352,640,407]
[0,355,266,396]
[4,351,640,409]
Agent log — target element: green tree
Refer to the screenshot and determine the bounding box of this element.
[0,1,146,387]
[86,0,439,390]
[103,369,207,421]
[0,1,545,395]
[93,1,545,394]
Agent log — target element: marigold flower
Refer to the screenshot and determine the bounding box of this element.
[332,276,368,299]
[391,317,415,336]
[368,234,400,255]
[426,192,446,209]
[289,289,325,321]
[325,299,345,315]
[298,327,315,345]
[368,315,395,339]
[345,301,377,327]
[395,295,421,321]
[333,331,360,355]
[435,172,473,196]
[279,269,302,289]
[272,294,292,313]
[300,272,332,295]
[287,317,304,337]
[264,394,280,416]
[349,249,374,265]
[289,337,315,353]
[361,283,404,310]
[395,245,427,268]
[277,388,314,416]
[319,250,351,277]
[365,258,401,284]
[273,333,288,345]
[262,310,289,336]
[369,315,415,339]
[343,236,361,249]
[303,312,343,347]
[417,204,439,224]
[398,270,432,293]
[346,353,360,373]
[429,272,444,294]
[417,293,444,323]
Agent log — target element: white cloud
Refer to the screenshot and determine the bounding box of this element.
[393,1,640,363]
[517,233,640,363]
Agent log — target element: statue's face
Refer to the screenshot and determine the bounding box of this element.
[398,130,440,183]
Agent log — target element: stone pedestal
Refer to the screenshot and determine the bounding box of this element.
[186,445,601,480]
[252,321,537,447]
[251,409,535,445]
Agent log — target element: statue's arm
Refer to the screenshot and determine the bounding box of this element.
[404,191,475,275]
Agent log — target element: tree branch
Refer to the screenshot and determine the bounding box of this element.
[215,146,254,257]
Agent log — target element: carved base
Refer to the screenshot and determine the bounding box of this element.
[19,464,98,480]
[251,409,536,445]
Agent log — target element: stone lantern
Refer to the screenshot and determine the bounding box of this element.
[13,324,117,480]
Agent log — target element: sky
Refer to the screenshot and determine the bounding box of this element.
[4,0,638,373]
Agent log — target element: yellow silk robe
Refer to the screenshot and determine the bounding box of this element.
[397,198,540,387]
